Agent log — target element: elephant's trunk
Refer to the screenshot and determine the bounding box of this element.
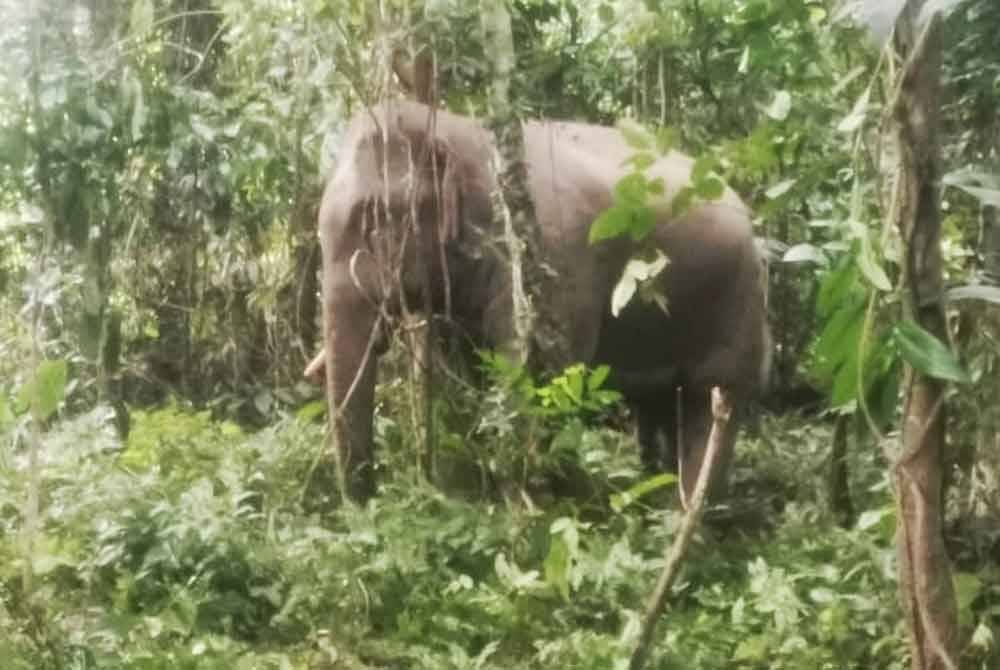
[323,292,379,502]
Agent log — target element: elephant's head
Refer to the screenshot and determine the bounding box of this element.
[318,102,494,500]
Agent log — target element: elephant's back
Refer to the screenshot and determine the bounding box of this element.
[521,120,767,395]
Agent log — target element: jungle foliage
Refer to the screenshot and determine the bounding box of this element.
[1,1,999,668]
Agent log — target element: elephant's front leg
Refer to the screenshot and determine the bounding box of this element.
[633,392,678,474]
[323,276,381,502]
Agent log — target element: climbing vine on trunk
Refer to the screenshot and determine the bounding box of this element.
[883,4,960,668]
[480,1,557,368]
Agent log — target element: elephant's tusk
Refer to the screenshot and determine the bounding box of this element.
[304,349,326,384]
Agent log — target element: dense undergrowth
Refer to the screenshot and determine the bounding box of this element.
[0,378,996,669]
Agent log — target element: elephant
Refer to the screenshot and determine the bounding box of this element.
[315,100,771,504]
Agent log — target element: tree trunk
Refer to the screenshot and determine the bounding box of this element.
[885,5,959,669]
[480,1,545,367]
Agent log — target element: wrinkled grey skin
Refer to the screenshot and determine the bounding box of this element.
[319,101,770,503]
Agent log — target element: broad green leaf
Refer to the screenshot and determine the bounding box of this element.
[858,237,892,291]
[695,175,725,200]
[19,359,68,422]
[587,365,611,392]
[296,400,326,423]
[817,260,862,317]
[830,345,861,406]
[597,3,615,24]
[610,472,677,512]
[766,90,792,121]
[543,535,571,601]
[811,298,864,383]
[613,173,652,204]
[589,207,629,243]
[893,320,971,383]
[628,205,657,241]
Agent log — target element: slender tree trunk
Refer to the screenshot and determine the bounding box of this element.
[885,5,959,669]
[480,1,545,367]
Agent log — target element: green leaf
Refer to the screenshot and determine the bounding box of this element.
[613,173,651,205]
[811,298,864,384]
[610,473,677,512]
[765,178,796,200]
[617,118,653,150]
[629,205,657,241]
[656,127,679,154]
[589,206,630,243]
[695,175,725,200]
[690,154,719,184]
[670,187,695,217]
[766,90,792,121]
[0,395,12,430]
[953,573,982,629]
[624,152,656,171]
[817,260,861,317]
[19,359,68,422]
[587,365,611,392]
[858,237,892,292]
[893,321,971,383]
[597,3,615,24]
[733,636,769,662]
[296,400,326,423]
[543,535,571,601]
